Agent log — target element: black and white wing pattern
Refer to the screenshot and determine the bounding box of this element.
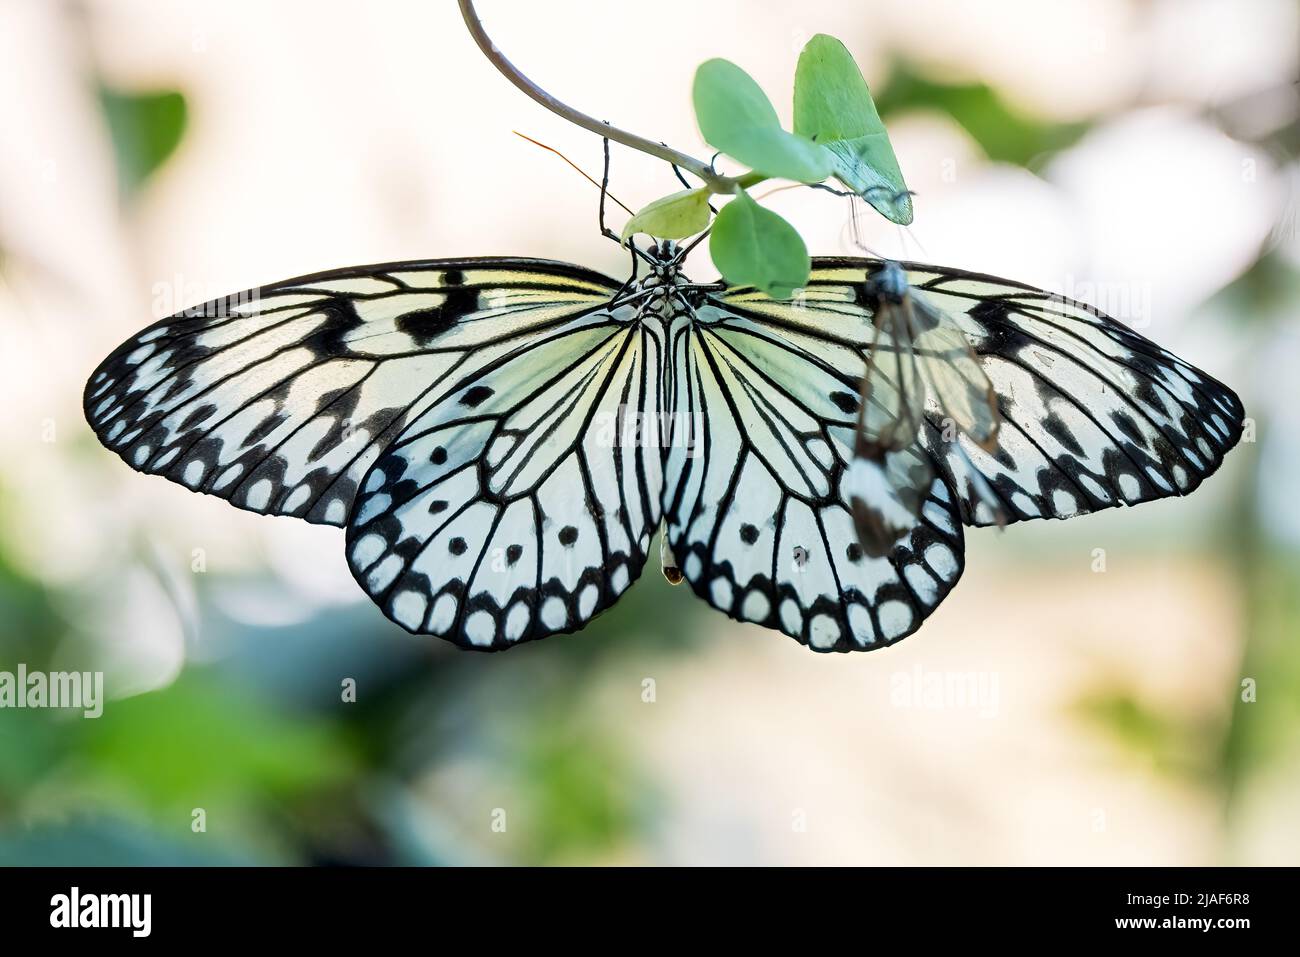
[85,249,1243,655]
[84,258,620,527]
[86,257,666,649]
[661,295,965,653]
[344,295,665,649]
[797,259,1245,527]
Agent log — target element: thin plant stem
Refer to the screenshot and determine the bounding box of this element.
[458,0,743,195]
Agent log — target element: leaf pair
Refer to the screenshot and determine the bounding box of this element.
[693,37,914,214]
[618,54,830,248]
[624,35,910,299]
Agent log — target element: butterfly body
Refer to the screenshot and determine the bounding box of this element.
[85,253,1242,653]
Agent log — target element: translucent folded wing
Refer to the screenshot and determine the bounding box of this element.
[906,295,1000,451]
[796,259,1245,526]
[858,302,927,454]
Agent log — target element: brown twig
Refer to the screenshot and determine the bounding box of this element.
[459,0,739,194]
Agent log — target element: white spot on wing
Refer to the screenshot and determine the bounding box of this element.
[847,603,874,646]
[429,594,457,635]
[183,460,205,487]
[809,614,840,650]
[741,590,769,621]
[352,533,387,570]
[578,584,599,620]
[780,599,802,635]
[684,552,702,579]
[246,478,273,511]
[392,590,427,631]
[505,602,530,641]
[283,485,311,513]
[924,543,958,580]
[877,600,913,640]
[465,611,496,646]
[610,564,630,594]
[1051,488,1077,517]
[903,565,938,605]
[541,597,567,630]
[367,554,402,592]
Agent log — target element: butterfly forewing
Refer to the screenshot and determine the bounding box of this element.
[83,259,619,527]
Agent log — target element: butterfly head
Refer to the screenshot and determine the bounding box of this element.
[865,260,910,305]
[648,239,681,277]
[626,239,688,316]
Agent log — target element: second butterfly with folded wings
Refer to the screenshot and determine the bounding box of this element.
[846,260,1006,558]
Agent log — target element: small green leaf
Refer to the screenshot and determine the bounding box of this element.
[693,59,832,184]
[793,35,911,224]
[621,188,711,241]
[98,87,187,200]
[709,192,809,299]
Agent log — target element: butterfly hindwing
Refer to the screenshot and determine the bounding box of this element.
[83,259,620,526]
[344,302,666,649]
[660,295,965,652]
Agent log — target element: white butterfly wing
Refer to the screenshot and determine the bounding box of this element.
[806,259,1245,527]
[84,259,619,526]
[661,293,965,653]
[88,251,1240,654]
[344,305,665,649]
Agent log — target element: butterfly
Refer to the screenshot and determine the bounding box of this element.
[845,258,1004,557]
[83,243,1243,652]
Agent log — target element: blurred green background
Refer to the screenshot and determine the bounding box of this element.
[0,0,1297,865]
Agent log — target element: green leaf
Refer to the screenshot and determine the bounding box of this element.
[793,35,911,225]
[693,59,832,184]
[621,188,711,241]
[823,138,913,224]
[709,192,809,299]
[98,87,187,200]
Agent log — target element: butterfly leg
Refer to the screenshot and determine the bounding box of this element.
[596,133,648,306]
[598,132,657,270]
[598,134,617,243]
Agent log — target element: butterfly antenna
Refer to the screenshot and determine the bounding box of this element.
[515,129,651,267]
[840,188,922,263]
[513,130,633,215]
[846,195,884,259]
[894,220,929,263]
[751,183,803,203]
